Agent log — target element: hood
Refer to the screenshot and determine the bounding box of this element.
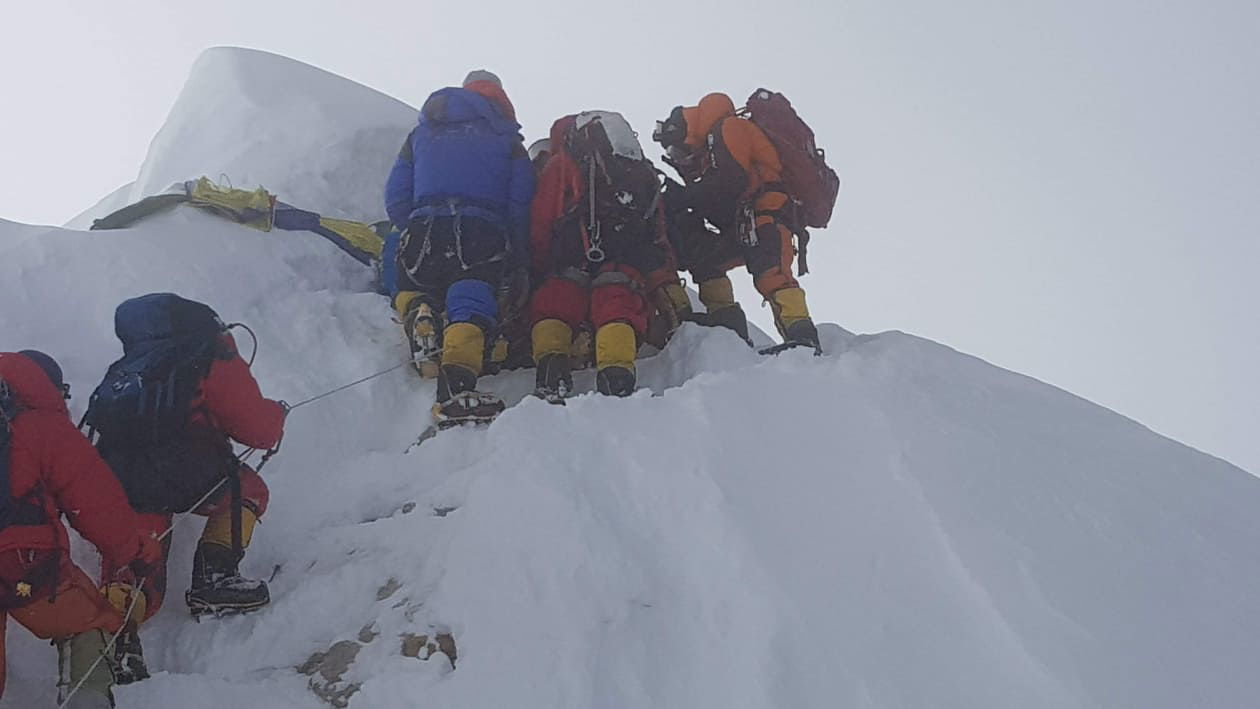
[464,80,517,122]
[419,87,520,135]
[683,92,737,149]
[0,352,70,416]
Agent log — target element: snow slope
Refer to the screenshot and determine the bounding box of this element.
[71,47,417,228]
[5,47,1260,709]
[3,211,1260,709]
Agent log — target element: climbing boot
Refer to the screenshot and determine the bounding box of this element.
[596,366,636,397]
[783,318,821,351]
[111,627,149,686]
[595,322,638,397]
[186,542,269,618]
[703,304,753,346]
[532,319,574,403]
[57,630,115,708]
[769,287,821,353]
[101,583,149,685]
[534,353,573,404]
[402,298,442,379]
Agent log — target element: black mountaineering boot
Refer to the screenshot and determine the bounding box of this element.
[433,364,505,428]
[702,304,753,346]
[534,353,573,404]
[186,542,270,618]
[596,366,636,397]
[783,318,822,352]
[112,626,150,685]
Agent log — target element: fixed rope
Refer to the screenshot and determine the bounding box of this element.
[59,360,412,705]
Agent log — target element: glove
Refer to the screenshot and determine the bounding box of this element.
[127,533,163,580]
[278,399,292,417]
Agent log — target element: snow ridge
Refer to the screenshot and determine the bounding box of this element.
[4,47,1260,709]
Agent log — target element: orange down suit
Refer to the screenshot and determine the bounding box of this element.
[675,93,799,297]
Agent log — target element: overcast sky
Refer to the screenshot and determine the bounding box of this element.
[2,0,1257,472]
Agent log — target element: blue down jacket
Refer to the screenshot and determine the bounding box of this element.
[384,87,534,263]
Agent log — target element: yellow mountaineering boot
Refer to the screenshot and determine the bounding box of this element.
[532,319,573,403]
[103,581,149,685]
[697,276,752,346]
[595,321,637,397]
[768,286,821,352]
[397,292,442,379]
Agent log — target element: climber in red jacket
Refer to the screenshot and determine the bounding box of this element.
[0,350,160,707]
[99,330,286,626]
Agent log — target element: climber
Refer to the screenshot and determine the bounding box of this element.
[84,294,286,682]
[529,111,690,399]
[653,92,822,351]
[384,69,534,426]
[0,350,159,708]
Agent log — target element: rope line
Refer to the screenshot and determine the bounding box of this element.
[58,360,412,705]
[286,361,411,410]
[57,447,265,708]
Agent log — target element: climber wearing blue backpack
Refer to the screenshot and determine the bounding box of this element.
[385,69,535,427]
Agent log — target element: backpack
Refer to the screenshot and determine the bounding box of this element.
[84,294,242,514]
[0,377,48,531]
[743,89,840,230]
[84,294,226,446]
[564,111,663,262]
[0,376,60,609]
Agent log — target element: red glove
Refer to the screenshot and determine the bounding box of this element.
[128,533,163,579]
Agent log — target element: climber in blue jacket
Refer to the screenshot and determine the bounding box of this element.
[384,70,534,421]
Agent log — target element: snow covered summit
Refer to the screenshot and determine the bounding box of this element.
[4,49,1260,709]
[69,47,417,228]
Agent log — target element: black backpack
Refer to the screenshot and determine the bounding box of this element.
[0,377,47,532]
[564,111,663,262]
[84,294,239,514]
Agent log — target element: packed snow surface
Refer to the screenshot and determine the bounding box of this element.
[5,47,1260,709]
[3,211,1259,709]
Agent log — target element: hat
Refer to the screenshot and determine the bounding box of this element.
[18,349,65,395]
[462,70,503,89]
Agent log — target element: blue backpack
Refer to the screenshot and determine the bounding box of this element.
[84,293,227,447]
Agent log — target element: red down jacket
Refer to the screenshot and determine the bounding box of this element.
[190,334,286,451]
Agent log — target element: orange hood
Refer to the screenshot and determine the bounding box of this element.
[683,93,737,149]
[464,80,517,121]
